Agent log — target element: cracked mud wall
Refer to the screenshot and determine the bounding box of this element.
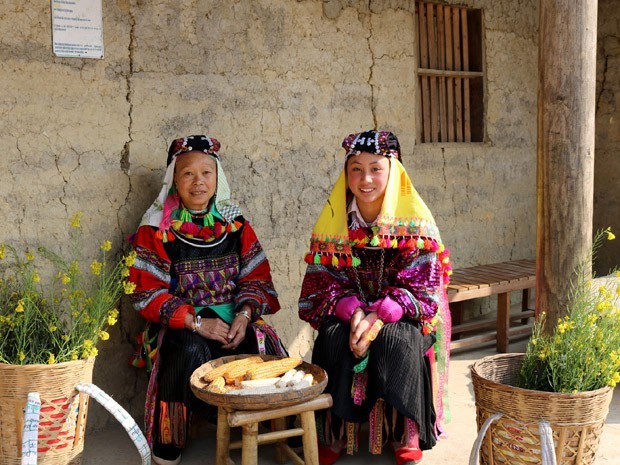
[4,0,604,430]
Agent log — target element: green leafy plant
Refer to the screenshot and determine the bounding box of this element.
[0,213,136,365]
[519,228,620,392]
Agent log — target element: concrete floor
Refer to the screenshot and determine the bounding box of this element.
[82,337,619,465]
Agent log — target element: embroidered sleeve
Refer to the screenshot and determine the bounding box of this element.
[380,249,442,323]
[298,264,361,330]
[234,220,281,318]
[128,226,189,326]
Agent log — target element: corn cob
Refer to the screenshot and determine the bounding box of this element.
[203,356,264,383]
[275,369,298,388]
[287,369,305,386]
[207,376,227,393]
[244,357,303,380]
[240,377,281,389]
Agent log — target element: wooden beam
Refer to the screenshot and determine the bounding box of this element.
[536,0,598,334]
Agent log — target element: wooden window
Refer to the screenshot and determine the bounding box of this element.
[415,2,484,143]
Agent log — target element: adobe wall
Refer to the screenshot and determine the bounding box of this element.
[0,0,559,429]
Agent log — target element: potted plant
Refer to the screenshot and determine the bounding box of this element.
[0,212,136,465]
[470,228,619,465]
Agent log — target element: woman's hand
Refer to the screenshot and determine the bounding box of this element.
[184,313,231,345]
[350,311,379,359]
[222,306,251,350]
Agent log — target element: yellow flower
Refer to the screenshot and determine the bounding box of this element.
[121,268,130,277]
[0,244,5,260]
[61,274,71,285]
[604,227,615,240]
[32,272,40,283]
[107,315,118,326]
[25,251,35,261]
[71,353,78,360]
[61,334,70,342]
[15,300,25,313]
[90,260,103,276]
[70,212,82,228]
[18,351,26,362]
[48,353,56,364]
[124,251,137,267]
[83,339,93,348]
[98,330,110,341]
[101,240,112,252]
[48,324,57,332]
[123,280,137,295]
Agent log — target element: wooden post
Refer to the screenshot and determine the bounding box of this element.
[536,0,598,334]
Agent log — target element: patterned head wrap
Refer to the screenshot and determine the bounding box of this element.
[166,135,221,165]
[139,135,242,239]
[342,130,402,161]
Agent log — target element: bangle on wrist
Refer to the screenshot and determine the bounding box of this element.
[236,309,251,321]
[192,315,198,332]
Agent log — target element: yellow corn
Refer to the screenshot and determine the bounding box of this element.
[203,356,264,383]
[244,357,303,380]
[207,376,226,393]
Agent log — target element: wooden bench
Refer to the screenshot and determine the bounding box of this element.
[447,259,536,353]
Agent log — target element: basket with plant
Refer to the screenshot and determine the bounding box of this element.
[0,212,136,465]
[470,228,618,465]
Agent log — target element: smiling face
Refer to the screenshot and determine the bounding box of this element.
[346,151,391,222]
[173,151,217,211]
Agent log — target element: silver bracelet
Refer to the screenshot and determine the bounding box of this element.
[192,315,202,333]
[236,309,251,321]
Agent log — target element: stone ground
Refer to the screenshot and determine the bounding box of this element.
[83,336,619,465]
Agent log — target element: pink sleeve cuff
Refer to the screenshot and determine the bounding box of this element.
[335,296,365,321]
[374,297,404,323]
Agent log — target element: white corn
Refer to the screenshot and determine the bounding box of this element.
[276,369,298,388]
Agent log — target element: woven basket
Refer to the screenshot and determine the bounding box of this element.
[190,354,328,410]
[471,353,613,465]
[0,357,95,465]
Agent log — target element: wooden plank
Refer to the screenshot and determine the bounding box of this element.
[444,5,455,142]
[427,2,439,142]
[461,8,471,142]
[452,311,535,335]
[448,280,535,302]
[417,68,483,78]
[452,7,463,142]
[437,6,447,142]
[418,2,431,142]
[450,325,533,351]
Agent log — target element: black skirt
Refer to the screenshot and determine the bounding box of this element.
[312,317,437,450]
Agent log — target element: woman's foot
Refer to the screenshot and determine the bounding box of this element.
[392,442,423,465]
[152,443,182,465]
[318,443,344,465]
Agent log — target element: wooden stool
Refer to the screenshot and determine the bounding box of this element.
[215,393,332,465]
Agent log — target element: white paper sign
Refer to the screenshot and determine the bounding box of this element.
[51,0,104,59]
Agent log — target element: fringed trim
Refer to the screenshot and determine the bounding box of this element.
[369,399,385,455]
[157,219,242,243]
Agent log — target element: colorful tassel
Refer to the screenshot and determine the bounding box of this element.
[370,235,380,246]
[332,256,339,267]
[179,208,192,222]
[416,238,425,249]
[314,254,321,265]
[352,256,361,267]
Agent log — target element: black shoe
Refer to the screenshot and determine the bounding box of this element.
[152,443,182,465]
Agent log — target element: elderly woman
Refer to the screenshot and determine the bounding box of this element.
[129,135,286,465]
[299,130,452,465]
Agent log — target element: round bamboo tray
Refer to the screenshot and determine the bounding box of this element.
[190,354,327,410]
[471,353,613,465]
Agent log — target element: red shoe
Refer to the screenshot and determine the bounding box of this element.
[393,445,423,465]
[318,444,343,465]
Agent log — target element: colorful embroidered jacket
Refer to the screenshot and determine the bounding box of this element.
[299,245,442,330]
[129,217,280,326]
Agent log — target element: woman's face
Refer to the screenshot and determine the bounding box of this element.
[173,151,217,211]
[346,151,391,212]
